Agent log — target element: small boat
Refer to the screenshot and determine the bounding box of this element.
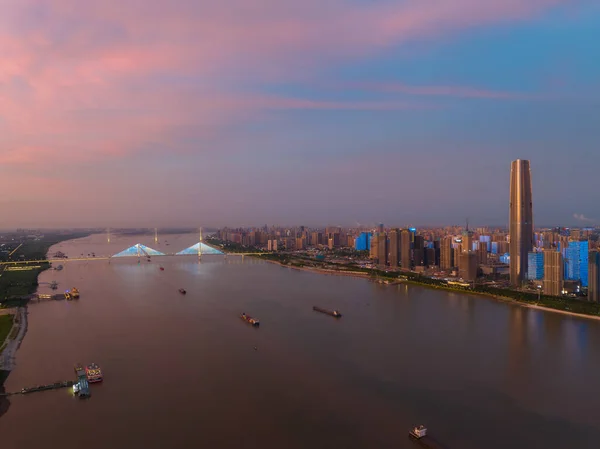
[160,267,164,271]
[409,425,427,439]
[241,313,260,326]
[179,288,187,295]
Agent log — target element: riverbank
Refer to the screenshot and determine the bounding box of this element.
[0,233,88,419]
[257,256,600,322]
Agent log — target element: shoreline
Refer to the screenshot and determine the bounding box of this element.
[259,258,600,322]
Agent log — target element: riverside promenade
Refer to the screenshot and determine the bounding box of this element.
[0,307,28,371]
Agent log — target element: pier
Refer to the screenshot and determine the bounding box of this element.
[1,380,74,396]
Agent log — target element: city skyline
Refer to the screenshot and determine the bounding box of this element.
[1,1,600,228]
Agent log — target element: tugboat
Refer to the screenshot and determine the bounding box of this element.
[178,288,187,295]
[409,425,427,439]
[241,313,260,326]
[70,288,80,299]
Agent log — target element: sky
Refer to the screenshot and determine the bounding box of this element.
[1,0,599,229]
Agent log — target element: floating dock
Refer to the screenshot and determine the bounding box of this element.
[313,306,342,317]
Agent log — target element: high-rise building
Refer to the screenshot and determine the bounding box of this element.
[370,234,379,260]
[388,229,400,267]
[459,252,478,281]
[543,250,563,296]
[400,229,412,270]
[440,236,454,270]
[527,251,544,280]
[565,240,589,287]
[354,232,372,251]
[509,159,534,286]
[476,243,488,265]
[425,248,437,267]
[377,233,388,267]
[413,236,424,267]
[589,250,600,302]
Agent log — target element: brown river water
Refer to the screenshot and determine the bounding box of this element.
[0,233,599,449]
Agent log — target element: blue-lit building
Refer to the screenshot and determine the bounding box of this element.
[565,240,589,287]
[354,232,372,251]
[491,242,499,254]
[527,252,544,280]
[480,236,491,251]
[500,253,510,264]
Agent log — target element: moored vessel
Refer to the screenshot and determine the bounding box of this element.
[313,306,342,317]
[409,425,427,439]
[85,363,103,383]
[241,313,260,326]
[70,288,80,299]
[74,363,90,398]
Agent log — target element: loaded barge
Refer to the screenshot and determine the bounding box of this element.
[313,306,342,317]
[241,313,260,326]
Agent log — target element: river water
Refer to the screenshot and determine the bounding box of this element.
[0,233,599,449]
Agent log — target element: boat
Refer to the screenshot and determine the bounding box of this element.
[55,265,63,271]
[64,291,72,300]
[409,425,427,439]
[70,288,80,299]
[160,267,164,271]
[74,363,90,398]
[85,363,103,383]
[50,281,58,290]
[313,306,342,317]
[178,288,187,295]
[241,313,260,326]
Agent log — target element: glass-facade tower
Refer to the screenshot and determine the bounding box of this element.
[509,159,534,286]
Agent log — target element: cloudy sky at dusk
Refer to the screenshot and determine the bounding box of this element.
[1,0,599,229]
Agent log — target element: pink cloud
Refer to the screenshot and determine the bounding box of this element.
[0,0,573,177]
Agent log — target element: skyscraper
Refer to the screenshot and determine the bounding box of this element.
[509,159,534,286]
[440,236,454,270]
[543,250,563,296]
[589,250,600,303]
[388,229,399,267]
[400,229,412,270]
[565,240,589,287]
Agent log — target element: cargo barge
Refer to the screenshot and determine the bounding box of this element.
[241,313,260,326]
[313,306,342,317]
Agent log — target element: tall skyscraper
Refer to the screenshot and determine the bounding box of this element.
[440,236,454,270]
[509,159,534,286]
[400,229,412,270]
[388,229,399,267]
[377,233,388,267]
[543,250,563,296]
[589,250,600,303]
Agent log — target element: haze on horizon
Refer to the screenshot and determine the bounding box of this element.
[1,1,599,230]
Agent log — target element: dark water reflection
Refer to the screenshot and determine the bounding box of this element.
[0,233,599,449]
